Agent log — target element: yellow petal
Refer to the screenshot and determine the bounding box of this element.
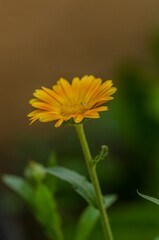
[33,89,54,104]
[84,110,100,118]
[55,119,63,127]
[42,87,64,105]
[74,114,84,123]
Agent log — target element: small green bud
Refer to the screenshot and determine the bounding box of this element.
[93,145,108,166]
[24,161,46,183]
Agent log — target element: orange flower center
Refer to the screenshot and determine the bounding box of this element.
[60,102,86,116]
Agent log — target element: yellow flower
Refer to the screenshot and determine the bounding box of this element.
[28,75,117,127]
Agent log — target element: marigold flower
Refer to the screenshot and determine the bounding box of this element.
[28,75,117,127]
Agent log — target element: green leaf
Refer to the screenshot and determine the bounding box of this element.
[137,190,159,206]
[154,237,159,240]
[45,152,58,193]
[2,175,33,204]
[2,175,64,240]
[47,152,58,167]
[103,194,117,209]
[75,194,117,240]
[75,206,99,240]
[33,184,64,240]
[46,166,97,207]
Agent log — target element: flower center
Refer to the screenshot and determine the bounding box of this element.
[60,102,86,116]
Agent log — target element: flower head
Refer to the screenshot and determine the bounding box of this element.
[28,75,117,127]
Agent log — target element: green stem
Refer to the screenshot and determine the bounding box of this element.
[75,124,113,240]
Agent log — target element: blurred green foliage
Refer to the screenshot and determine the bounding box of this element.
[3,158,117,240]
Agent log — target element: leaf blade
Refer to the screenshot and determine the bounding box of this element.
[46,166,97,207]
[2,175,33,204]
[137,190,159,206]
[75,206,99,240]
[75,194,117,240]
[33,184,64,240]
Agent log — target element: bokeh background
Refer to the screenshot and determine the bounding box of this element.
[1,0,159,239]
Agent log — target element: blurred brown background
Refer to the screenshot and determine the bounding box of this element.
[1,1,159,240]
[1,0,159,142]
